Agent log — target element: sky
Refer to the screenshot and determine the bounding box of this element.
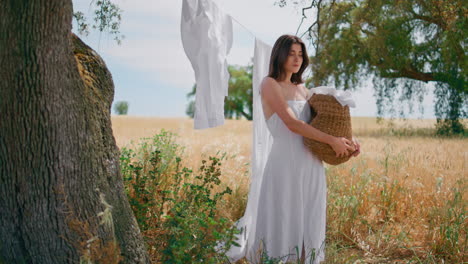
[71,0,437,119]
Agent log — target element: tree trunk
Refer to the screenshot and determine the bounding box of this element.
[0,1,150,263]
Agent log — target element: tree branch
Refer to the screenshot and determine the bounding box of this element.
[297,0,338,51]
[295,1,316,36]
[409,6,446,29]
[380,67,464,87]
[381,68,434,82]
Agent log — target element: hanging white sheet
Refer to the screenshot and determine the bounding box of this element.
[180,0,233,129]
[224,38,273,261]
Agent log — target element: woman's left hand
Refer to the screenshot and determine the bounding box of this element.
[351,137,361,157]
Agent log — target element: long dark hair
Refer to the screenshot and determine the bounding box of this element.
[268,34,309,84]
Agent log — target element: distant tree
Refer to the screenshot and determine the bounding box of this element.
[185,94,196,117]
[277,0,467,135]
[114,101,129,115]
[186,64,253,120]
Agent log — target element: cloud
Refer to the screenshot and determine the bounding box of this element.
[74,0,306,87]
[73,0,436,118]
[102,36,196,89]
[95,0,275,89]
[116,0,181,21]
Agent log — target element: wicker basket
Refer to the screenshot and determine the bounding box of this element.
[303,94,355,165]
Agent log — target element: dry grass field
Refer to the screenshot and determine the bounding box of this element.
[112,115,467,263]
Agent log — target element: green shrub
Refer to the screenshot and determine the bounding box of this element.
[119,129,239,263]
[120,129,182,232]
[161,154,240,263]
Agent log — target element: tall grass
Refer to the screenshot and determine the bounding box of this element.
[113,116,467,263]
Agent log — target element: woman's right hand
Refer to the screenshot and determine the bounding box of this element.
[329,137,355,158]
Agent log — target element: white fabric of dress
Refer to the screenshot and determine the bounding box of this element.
[180,0,233,129]
[223,38,327,264]
[226,100,327,264]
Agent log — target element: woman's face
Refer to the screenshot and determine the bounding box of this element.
[283,43,303,74]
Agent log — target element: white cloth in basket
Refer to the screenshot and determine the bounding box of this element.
[307,86,356,108]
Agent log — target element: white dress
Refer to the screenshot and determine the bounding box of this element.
[225,99,327,264]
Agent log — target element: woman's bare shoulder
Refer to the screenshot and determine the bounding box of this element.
[298,83,309,97]
[261,77,281,92]
[262,76,278,86]
[298,83,308,90]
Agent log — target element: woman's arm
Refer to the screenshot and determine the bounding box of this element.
[261,77,354,157]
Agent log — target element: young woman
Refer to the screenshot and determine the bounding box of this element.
[225,34,360,264]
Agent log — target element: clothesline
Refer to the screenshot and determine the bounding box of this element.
[208,0,314,80]
[181,0,276,129]
[208,0,271,46]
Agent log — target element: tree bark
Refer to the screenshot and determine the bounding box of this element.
[0,1,150,263]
